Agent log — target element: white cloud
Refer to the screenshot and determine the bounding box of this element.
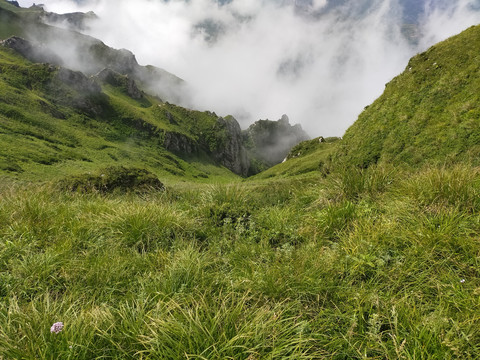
[311,0,328,11]
[17,0,480,137]
[419,0,480,47]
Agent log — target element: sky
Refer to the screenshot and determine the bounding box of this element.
[17,0,480,137]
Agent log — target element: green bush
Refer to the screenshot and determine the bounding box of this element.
[58,166,165,194]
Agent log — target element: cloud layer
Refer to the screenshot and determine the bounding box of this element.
[17,0,480,136]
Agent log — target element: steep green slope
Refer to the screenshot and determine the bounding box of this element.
[337,24,480,169]
[0,1,187,104]
[253,136,341,179]
[0,1,24,39]
[0,46,240,182]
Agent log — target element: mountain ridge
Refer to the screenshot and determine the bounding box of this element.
[0,0,311,179]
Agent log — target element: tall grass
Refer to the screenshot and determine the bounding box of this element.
[1,166,480,358]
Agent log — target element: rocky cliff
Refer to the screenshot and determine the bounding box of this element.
[243,115,309,174]
[211,116,250,176]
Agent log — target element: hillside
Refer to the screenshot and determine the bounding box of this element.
[336,24,480,169]
[252,136,341,179]
[0,43,247,181]
[2,4,480,359]
[0,1,188,104]
[0,1,311,180]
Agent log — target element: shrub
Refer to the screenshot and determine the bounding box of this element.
[58,166,165,194]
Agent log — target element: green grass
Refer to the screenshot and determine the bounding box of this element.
[337,24,480,170]
[2,9,480,359]
[0,45,240,183]
[1,163,480,358]
[252,137,341,179]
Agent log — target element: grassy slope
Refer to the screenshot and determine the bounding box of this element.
[1,164,480,358]
[2,7,480,359]
[0,1,48,39]
[338,24,480,169]
[0,46,238,183]
[253,137,341,179]
[0,2,24,39]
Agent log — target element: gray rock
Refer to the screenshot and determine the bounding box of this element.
[95,68,143,99]
[0,36,63,65]
[163,132,198,154]
[211,116,250,176]
[56,68,101,94]
[243,114,310,174]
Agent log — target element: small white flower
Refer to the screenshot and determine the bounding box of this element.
[50,322,64,334]
[460,279,466,283]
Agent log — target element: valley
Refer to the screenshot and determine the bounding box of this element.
[1,1,480,358]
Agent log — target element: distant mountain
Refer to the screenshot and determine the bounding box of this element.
[0,0,309,179]
[0,0,188,105]
[0,37,253,178]
[243,115,309,175]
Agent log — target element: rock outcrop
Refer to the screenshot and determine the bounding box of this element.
[211,116,250,176]
[42,11,98,31]
[0,36,63,65]
[163,132,198,154]
[50,68,105,117]
[95,68,143,99]
[6,1,20,7]
[243,114,309,174]
[162,116,250,177]
[56,68,101,94]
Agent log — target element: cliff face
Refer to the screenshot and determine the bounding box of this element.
[163,132,198,154]
[211,116,250,177]
[161,116,250,177]
[243,115,309,175]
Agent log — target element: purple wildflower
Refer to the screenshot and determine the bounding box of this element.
[50,322,64,334]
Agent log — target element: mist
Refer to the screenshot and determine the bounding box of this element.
[17,0,480,137]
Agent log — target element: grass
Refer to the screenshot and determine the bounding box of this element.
[337,24,480,170]
[0,45,240,183]
[2,8,480,359]
[1,163,480,358]
[252,137,341,180]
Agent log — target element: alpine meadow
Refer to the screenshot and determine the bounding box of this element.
[1,0,480,359]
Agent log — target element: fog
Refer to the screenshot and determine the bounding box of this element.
[17,0,480,137]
